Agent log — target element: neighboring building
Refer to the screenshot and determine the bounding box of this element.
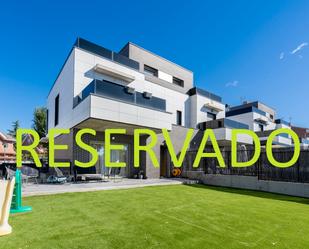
[47,38,251,178]
[22,134,46,161]
[187,87,225,128]
[226,101,292,147]
[0,132,16,163]
[292,126,309,148]
[186,87,251,145]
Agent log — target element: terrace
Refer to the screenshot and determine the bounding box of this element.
[74,37,140,71]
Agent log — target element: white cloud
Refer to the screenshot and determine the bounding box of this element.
[225,80,238,87]
[291,42,308,54]
[279,52,284,60]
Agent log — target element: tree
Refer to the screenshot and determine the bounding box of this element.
[32,107,47,138]
[7,120,20,138]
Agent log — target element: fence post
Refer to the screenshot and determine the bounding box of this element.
[256,150,259,179]
[297,153,300,182]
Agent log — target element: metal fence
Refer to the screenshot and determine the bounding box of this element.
[185,149,309,183]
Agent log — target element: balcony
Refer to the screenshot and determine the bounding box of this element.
[74,38,140,71]
[75,79,167,111]
[256,130,292,146]
[72,79,172,130]
[197,119,252,145]
[275,119,290,126]
[187,87,222,103]
[199,118,249,130]
[226,106,267,117]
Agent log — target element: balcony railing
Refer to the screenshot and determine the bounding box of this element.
[255,130,291,139]
[187,87,222,103]
[226,106,266,117]
[275,119,290,126]
[75,38,140,71]
[198,118,249,130]
[74,79,166,112]
[224,119,250,129]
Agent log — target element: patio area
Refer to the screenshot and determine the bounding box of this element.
[22,178,185,196]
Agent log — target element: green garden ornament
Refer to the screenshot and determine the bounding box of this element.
[10,169,32,214]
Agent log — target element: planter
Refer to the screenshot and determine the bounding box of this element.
[0,178,15,236]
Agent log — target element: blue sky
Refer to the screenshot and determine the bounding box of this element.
[1,0,309,131]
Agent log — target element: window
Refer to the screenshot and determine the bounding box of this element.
[270,114,274,120]
[258,124,264,131]
[46,109,49,131]
[172,76,184,87]
[176,110,182,126]
[207,112,216,120]
[54,94,59,126]
[144,65,158,77]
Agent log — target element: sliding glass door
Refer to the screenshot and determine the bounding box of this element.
[90,142,129,178]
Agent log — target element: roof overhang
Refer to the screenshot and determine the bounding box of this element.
[204,103,223,112]
[93,64,135,83]
[254,118,269,125]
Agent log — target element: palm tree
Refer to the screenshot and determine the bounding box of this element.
[7,120,20,138]
[32,107,47,138]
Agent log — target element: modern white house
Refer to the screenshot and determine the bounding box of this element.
[46,38,252,178]
[226,101,292,146]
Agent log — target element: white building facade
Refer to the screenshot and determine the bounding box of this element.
[226,101,292,146]
[47,38,257,178]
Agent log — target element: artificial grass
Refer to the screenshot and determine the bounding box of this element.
[1,184,309,249]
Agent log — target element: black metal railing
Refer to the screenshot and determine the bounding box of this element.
[184,149,309,183]
[199,118,249,130]
[275,119,290,126]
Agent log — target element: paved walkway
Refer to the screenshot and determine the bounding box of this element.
[22,178,185,197]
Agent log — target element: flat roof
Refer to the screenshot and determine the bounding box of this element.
[187,87,222,103]
[119,42,193,73]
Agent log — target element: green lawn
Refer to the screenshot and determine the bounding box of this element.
[1,185,309,249]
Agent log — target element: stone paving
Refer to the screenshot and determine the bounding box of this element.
[22,178,185,197]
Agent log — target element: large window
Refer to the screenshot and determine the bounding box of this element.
[144,65,158,77]
[54,94,59,126]
[176,110,182,126]
[172,76,184,87]
[90,142,129,177]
